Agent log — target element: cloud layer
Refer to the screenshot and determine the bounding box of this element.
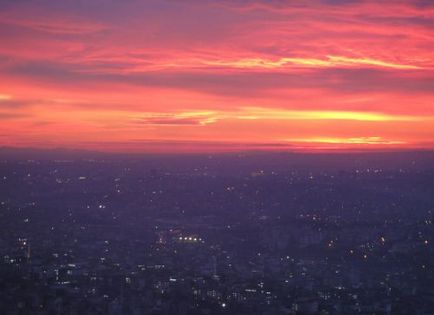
[1,0,433,152]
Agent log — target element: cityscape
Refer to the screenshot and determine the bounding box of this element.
[1,151,434,314]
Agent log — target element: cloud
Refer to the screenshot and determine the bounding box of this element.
[1,0,434,152]
[0,99,34,108]
[197,55,421,70]
[0,112,30,120]
[0,17,106,35]
[132,107,428,126]
[0,3,107,35]
[136,117,209,126]
[235,107,425,122]
[4,59,434,96]
[134,111,218,126]
[285,136,406,145]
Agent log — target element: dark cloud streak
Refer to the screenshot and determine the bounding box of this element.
[4,59,434,96]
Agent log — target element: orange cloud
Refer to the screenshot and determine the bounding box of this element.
[197,56,421,70]
[134,111,218,126]
[286,136,406,145]
[234,107,424,122]
[0,0,434,152]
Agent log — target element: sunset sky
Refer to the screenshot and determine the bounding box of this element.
[1,0,433,153]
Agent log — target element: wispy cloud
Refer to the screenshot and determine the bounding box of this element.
[285,136,406,145]
[234,107,425,122]
[198,55,421,70]
[0,14,107,34]
[0,112,30,120]
[135,111,218,126]
[1,0,433,152]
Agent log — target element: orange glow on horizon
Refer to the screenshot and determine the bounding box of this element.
[1,1,434,153]
[285,136,407,145]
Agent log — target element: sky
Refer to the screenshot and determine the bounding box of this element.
[0,0,433,153]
